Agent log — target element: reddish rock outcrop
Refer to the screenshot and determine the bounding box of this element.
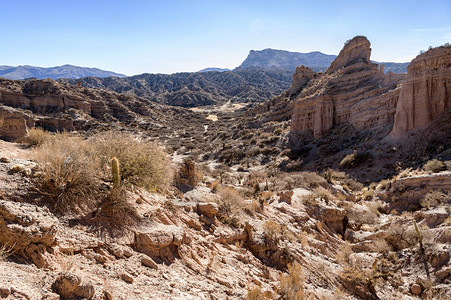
[288,65,315,96]
[390,46,451,137]
[290,36,405,141]
[0,106,33,141]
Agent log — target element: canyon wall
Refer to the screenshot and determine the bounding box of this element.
[289,36,450,145]
[390,46,451,137]
[290,36,405,140]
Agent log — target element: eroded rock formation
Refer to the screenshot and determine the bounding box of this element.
[390,46,451,137]
[290,36,405,142]
[289,37,450,145]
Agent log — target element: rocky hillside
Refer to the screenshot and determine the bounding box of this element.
[60,68,292,107]
[390,46,451,137]
[0,64,126,80]
[289,36,406,142]
[0,136,450,299]
[239,48,409,73]
[0,78,207,142]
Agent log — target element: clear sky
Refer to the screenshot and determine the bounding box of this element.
[1,0,450,75]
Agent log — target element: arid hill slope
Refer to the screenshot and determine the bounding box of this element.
[60,68,293,107]
[0,78,207,141]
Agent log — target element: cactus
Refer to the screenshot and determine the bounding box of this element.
[414,220,430,279]
[111,157,121,189]
[254,182,260,195]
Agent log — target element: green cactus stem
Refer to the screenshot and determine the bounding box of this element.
[111,157,121,189]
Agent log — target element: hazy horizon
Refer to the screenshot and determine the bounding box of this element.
[1,0,449,76]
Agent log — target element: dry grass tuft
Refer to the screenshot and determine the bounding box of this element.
[216,185,246,227]
[0,242,14,261]
[34,132,100,212]
[22,127,52,147]
[423,159,446,173]
[278,263,305,300]
[91,131,174,193]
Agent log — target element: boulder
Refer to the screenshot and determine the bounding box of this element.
[0,200,58,267]
[134,224,187,263]
[52,273,95,299]
[197,202,219,218]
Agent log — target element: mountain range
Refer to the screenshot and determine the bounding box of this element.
[61,67,293,107]
[0,64,126,80]
[1,48,409,107]
[239,48,409,73]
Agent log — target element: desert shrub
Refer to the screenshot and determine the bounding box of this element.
[263,220,283,242]
[246,287,271,300]
[339,152,356,168]
[278,263,305,300]
[276,172,327,191]
[22,127,52,147]
[423,159,446,173]
[385,222,417,251]
[336,243,353,266]
[95,186,138,229]
[303,187,336,206]
[420,190,450,208]
[339,150,372,169]
[34,132,100,211]
[0,242,14,261]
[216,186,245,227]
[346,205,378,230]
[91,131,173,192]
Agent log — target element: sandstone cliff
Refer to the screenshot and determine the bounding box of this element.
[390,46,451,137]
[290,36,405,142]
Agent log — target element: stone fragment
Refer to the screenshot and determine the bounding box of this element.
[410,283,422,295]
[197,202,219,218]
[122,273,134,283]
[141,255,159,270]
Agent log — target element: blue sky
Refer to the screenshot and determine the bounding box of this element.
[1,0,450,75]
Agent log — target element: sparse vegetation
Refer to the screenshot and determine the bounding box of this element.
[216,185,246,227]
[22,127,52,147]
[33,132,100,212]
[91,131,174,192]
[277,263,306,300]
[423,159,446,173]
[420,190,450,208]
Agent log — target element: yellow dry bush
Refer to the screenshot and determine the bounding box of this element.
[263,220,283,242]
[246,286,271,300]
[278,263,305,300]
[91,131,174,192]
[22,127,52,147]
[216,185,245,227]
[34,132,100,211]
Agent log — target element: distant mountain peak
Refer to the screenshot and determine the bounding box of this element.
[198,67,231,73]
[0,64,126,80]
[239,48,408,73]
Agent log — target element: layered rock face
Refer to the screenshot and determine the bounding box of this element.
[0,106,33,141]
[290,36,405,140]
[0,78,205,141]
[288,65,315,96]
[390,46,451,137]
